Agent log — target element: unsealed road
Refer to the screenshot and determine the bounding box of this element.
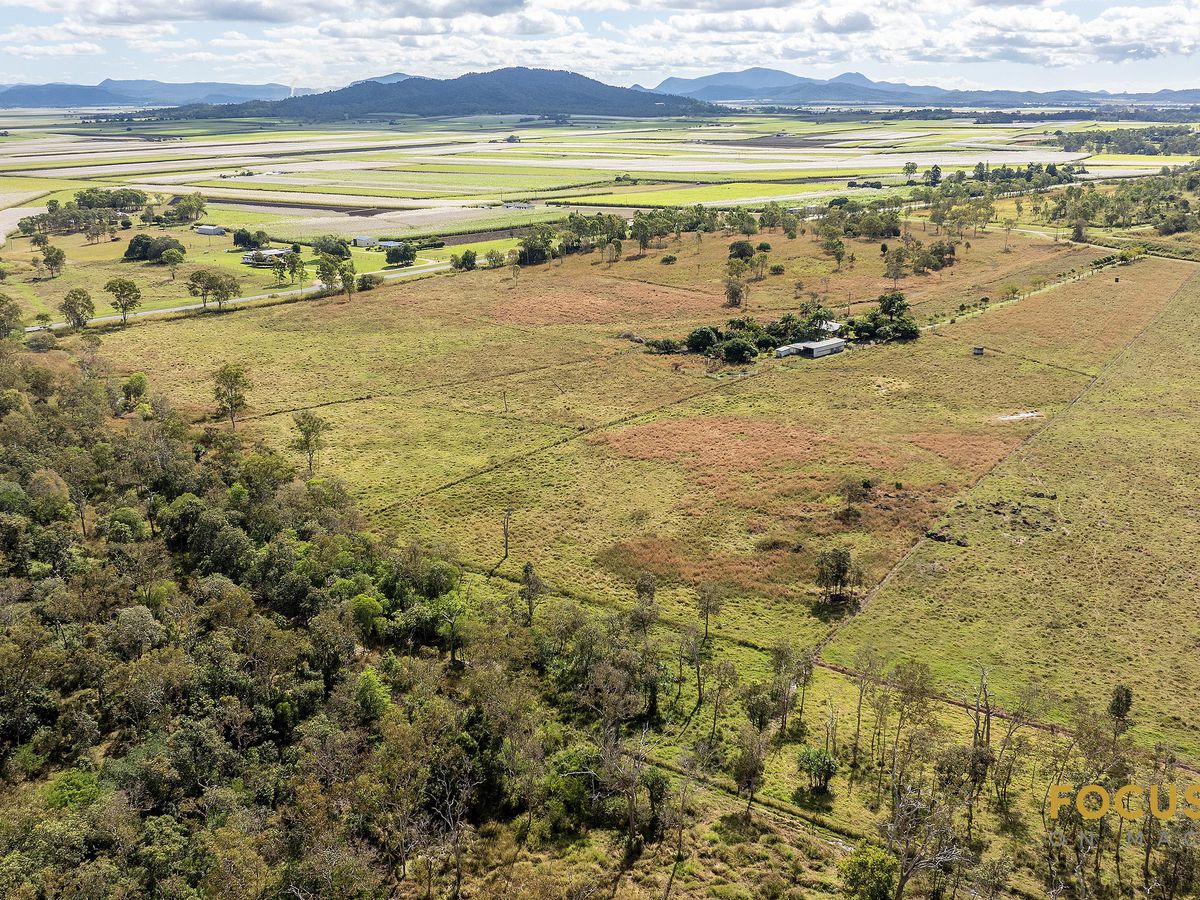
[26,260,452,331]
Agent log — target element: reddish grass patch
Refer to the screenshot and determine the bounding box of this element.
[907,431,1020,478]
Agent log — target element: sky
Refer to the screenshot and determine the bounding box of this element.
[1,0,1198,92]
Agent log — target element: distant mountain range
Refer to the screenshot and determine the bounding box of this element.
[0,79,317,108]
[651,68,1200,106]
[5,66,1200,113]
[160,68,715,120]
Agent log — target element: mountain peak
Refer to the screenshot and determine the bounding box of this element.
[830,72,874,86]
[349,72,413,87]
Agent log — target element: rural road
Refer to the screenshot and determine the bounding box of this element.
[26,259,452,331]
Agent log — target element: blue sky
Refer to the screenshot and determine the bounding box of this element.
[1,0,1198,92]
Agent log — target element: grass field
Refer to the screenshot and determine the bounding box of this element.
[77,231,1200,896]
[825,259,1200,755]
[84,231,1136,662]
[1,226,415,318]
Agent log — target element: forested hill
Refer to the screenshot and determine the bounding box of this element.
[158,67,717,120]
[0,325,699,896]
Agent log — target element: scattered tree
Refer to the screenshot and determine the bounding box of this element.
[212,363,251,430]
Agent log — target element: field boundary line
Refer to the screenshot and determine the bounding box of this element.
[386,368,769,510]
[926,331,1095,378]
[28,261,452,332]
[239,351,638,423]
[822,264,1198,639]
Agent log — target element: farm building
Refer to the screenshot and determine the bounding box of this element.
[378,240,403,249]
[352,235,379,247]
[240,247,290,266]
[799,338,846,358]
[774,337,847,359]
[195,225,226,236]
[503,202,534,210]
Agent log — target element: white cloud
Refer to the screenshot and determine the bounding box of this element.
[2,39,102,56]
[0,0,1198,87]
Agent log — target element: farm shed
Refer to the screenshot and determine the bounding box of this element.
[352,235,379,247]
[195,225,225,236]
[774,342,805,358]
[798,338,846,359]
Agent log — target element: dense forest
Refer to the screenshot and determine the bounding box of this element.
[1052,125,1200,156]
[0,336,629,896]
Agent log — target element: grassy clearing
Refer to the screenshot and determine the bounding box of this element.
[825,259,1200,755]
[0,226,391,318]
[594,225,1106,326]
[88,235,1109,659]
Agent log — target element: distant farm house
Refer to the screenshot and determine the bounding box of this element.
[240,248,290,266]
[503,201,535,209]
[775,338,846,359]
[195,224,226,236]
[352,235,379,247]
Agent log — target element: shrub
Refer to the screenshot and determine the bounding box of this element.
[686,326,719,354]
[660,254,677,265]
[25,331,57,352]
[721,337,757,365]
[646,338,681,354]
[756,241,771,252]
[769,264,785,275]
[356,273,384,291]
[839,841,897,900]
[46,770,100,809]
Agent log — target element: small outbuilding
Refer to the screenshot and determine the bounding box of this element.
[503,201,534,210]
[352,235,378,247]
[195,224,226,236]
[798,338,846,359]
[774,342,805,358]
